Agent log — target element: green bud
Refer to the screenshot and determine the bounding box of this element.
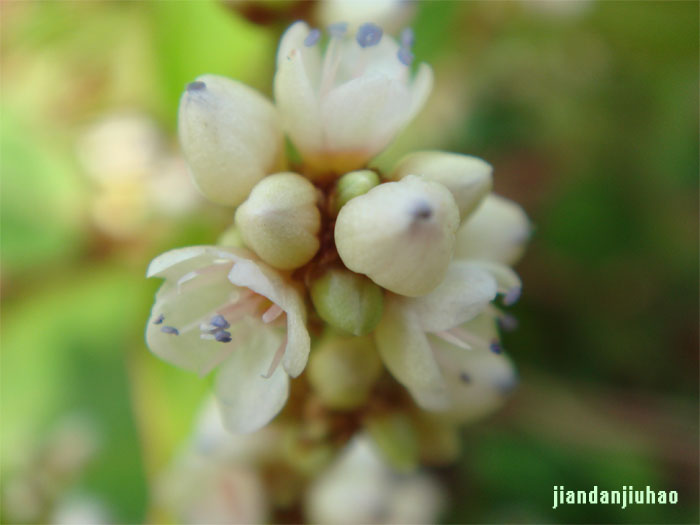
[331,169,380,215]
[308,332,382,410]
[216,224,246,248]
[365,412,419,473]
[310,267,384,336]
[235,172,321,270]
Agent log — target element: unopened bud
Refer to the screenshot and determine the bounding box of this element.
[310,267,384,336]
[308,332,382,410]
[334,176,460,297]
[391,151,492,222]
[235,172,321,270]
[178,75,283,206]
[365,412,419,473]
[217,224,246,248]
[330,170,380,215]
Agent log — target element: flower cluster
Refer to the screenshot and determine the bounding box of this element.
[146,21,530,438]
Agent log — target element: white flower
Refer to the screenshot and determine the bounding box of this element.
[317,0,416,35]
[145,246,310,433]
[274,21,433,176]
[305,435,444,525]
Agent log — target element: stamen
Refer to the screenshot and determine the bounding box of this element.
[215,330,233,343]
[459,372,471,383]
[397,47,414,66]
[304,28,321,47]
[503,286,521,306]
[153,314,164,325]
[262,304,284,324]
[186,81,206,92]
[327,21,348,38]
[497,313,518,332]
[356,22,383,48]
[210,314,230,329]
[489,341,503,354]
[400,27,415,48]
[412,201,433,220]
[261,335,287,379]
[435,330,472,350]
[161,326,179,335]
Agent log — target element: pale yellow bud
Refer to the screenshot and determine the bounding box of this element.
[308,332,382,410]
[178,75,283,207]
[235,173,321,270]
[334,176,460,297]
[391,151,492,222]
[330,170,380,216]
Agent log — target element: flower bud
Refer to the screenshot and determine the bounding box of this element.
[235,172,321,270]
[217,224,246,248]
[178,75,283,207]
[310,267,384,336]
[334,176,460,297]
[391,151,492,222]
[330,170,380,216]
[365,412,419,472]
[308,332,382,410]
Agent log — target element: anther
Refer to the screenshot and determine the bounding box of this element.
[356,22,383,48]
[161,326,179,335]
[327,21,348,38]
[412,201,433,220]
[497,314,519,332]
[153,314,164,325]
[186,81,206,92]
[504,286,521,306]
[304,28,321,47]
[397,47,414,66]
[459,372,471,383]
[489,341,502,354]
[400,27,415,48]
[210,314,230,329]
[215,330,233,343]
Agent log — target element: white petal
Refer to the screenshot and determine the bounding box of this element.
[276,21,322,82]
[227,256,310,377]
[321,74,411,162]
[406,63,433,124]
[455,194,531,265]
[145,246,244,375]
[374,297,449,410]
[471,261,522,305]
[391,151,492,221]
[178,75,283,206]
[215,319,290,433]
[404,261,498,333]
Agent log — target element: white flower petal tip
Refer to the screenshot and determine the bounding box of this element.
[178,75,283,206]
[235,173,321,270]
[391,151,493,222]
[456,194,532,265]
[471,261,523,307]
[274,22,433,176]
[317,0,417,35]
[335,175,460,297]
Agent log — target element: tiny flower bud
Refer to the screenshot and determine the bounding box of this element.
[310,267,384,336]
[365,412,419,473]
[308,332,382,410]
[178,75,283,207]
[330,170,380,216]
[217,224,246,248]
[391,151,493,222]
[334,176,460,297]
[235,173,321,270]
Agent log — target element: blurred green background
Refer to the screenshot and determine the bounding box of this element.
[1,1,697,523]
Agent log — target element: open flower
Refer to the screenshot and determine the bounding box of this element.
[274,21,433,176]
[146,246,309,433]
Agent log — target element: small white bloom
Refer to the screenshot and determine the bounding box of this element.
[305,436,444,525]
[178,75,284,206]
[274,21,433,176]
[145,246,310,432]
[456,193,532,266]
[334,175,460,297]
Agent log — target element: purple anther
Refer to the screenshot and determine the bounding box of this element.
[504,286,522,306]
[397,46,414,66]
[489,341,503,354]
[400,27,415,48]
[153,314,164,325]
[161,326,179,335]
[210,315,230,329]
[328,22,348,38]
[497,314,519,332]
[186,81,206,92]
[356,22,383,48]
[459,372,471,383]
[215,330,232,343]
[304,28,321,47]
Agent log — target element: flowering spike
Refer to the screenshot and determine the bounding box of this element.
[304,28,321,47]
[356,22,383,48]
